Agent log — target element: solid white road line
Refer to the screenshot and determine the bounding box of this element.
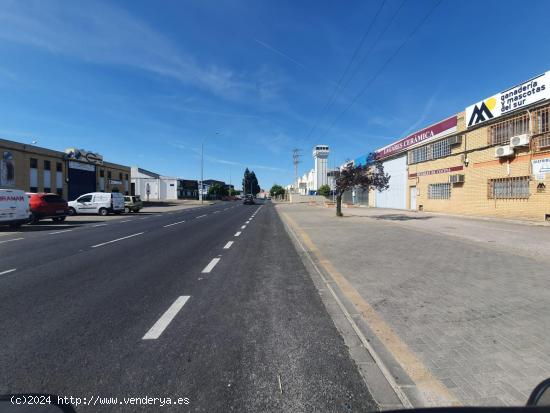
[241,225,246,229]
[0,268,16,276]
[223,241,234,249]
[202,257,221,273]
[0,237,24,244]
[196,214,207,219]
[234,231,241,237]
[49,229,73,235]
[93,224,107,227]
[91,232,144,248]
[142,296,190,340]
[120,220,132,223]
[213,210,221,214]
[163,220,186,227]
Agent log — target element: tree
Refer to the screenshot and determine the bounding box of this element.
[317,184,331,197]
[208,183,228,198]
[334,154,390,217]
[270,184,285,198]
[242,168,260,195]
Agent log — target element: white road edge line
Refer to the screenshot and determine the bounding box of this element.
[91,232,144,248]
[93,224,107,227]
[120,220,132,223]
[196,214,207,219]
[234,231,241,237]
[163,220,186,228]
[0,237,24,244]
[201,257,221,273]
[49,229,73,235]
[0,268,16,276]
[142,296,190,340]
[223,241,234,249]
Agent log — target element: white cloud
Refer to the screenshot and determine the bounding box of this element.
[0,0,255,101]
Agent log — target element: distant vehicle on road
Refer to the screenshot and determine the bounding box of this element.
[243,195,255,205]
[68,192,125,216]
[27,193,69,224]
[0,189,30,228]
[124,195,143,213]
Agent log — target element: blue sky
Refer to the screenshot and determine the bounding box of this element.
[1,0,549,189]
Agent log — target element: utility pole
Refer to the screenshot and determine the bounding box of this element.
[292,148,301,194]
[199,142,204,204]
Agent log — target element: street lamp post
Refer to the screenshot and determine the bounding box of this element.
[199,142,204,204]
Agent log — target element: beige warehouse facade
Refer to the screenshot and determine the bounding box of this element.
[366,71,550,221]
[0,138,130,200]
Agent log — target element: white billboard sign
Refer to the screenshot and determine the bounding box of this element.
[532,157,550,181]
[466,72,550,128]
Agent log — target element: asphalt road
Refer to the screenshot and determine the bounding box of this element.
[0,201,375,412]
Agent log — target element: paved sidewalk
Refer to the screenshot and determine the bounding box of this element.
[276,203,550,407]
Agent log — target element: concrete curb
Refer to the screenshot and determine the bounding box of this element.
[276,207,416,410]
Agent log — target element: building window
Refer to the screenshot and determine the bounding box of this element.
[30,158,38,191]
[56,162,62,172]
[56,188,63,197]
[100,169,104,177]
[488,113,529,145]
[44,160,51,170]
[532,106,550,135]
[44,187,51,193]
[488,176,530,199]
[428,183,451,199]
[408,139,451,164]
[30,158,37,168]
[30,187,38,193]
[125,173,128,180]
[107,171,112,179]
[119,172,123,180]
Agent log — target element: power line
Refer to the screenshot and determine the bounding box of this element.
[320,0,443,139]
[304,0,387,141]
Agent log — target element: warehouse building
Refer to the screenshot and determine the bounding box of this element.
[0,138,130,200]
[361,70,550,221]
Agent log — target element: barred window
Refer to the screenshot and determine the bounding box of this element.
[532,106,549,135]
[488,177,530,199]
[431,139,451,159]
[408,139,451,164]
[428,183,451,199]
[488,113,529,145]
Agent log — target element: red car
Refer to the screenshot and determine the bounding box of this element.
[27,193,69,224]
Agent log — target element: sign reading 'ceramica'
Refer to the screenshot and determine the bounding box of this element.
[375,116,457,160]
[466,72,550,128]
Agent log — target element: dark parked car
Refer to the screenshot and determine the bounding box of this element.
[124,195,143,213]
[27,193,69,224]
[243,195,255,205]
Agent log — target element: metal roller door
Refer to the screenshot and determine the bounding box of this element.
[376,155,407,209]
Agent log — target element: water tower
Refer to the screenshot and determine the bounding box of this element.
[312,145,329,190]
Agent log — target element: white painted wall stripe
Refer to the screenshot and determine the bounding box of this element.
[223,241,234,249]
[0,268,16,276]
[201,257,221,273]
[142,296,190,340]
[163,220,186,228]
[91,232,144,248]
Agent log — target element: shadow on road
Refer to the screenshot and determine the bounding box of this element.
[374,214,433,221]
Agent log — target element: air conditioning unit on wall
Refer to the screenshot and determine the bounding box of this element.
[448,135,462,146]
[449,174,465,184]
[510,134,530,148]
[495,145,514,158]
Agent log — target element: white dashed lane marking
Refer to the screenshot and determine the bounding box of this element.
[49,229,73,235]
[196,214,207,219]
[201,258,221,273]
[234,231,241,237]
[93,224,107,227]
[163,220,186,228]
[0,268,16,276]
[0,238,24,244]
[142,296,190,340]
[241,225,246,229]
[223,241,234,249]
[91,232,144,248]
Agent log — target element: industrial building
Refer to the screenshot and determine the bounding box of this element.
[0,138,130,200]
[356,70,550,221]
[291,145,337,195]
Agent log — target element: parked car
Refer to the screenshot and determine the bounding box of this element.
[68,192,125,216]
[0,189,30,228]
[124,195,143,213]
[243,195,255,205]
[27,193,69,224]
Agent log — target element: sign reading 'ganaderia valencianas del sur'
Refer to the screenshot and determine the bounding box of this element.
[466,71,550,128]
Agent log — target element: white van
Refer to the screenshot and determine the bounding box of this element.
[68,192,125,216]
[0,189,30,228]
